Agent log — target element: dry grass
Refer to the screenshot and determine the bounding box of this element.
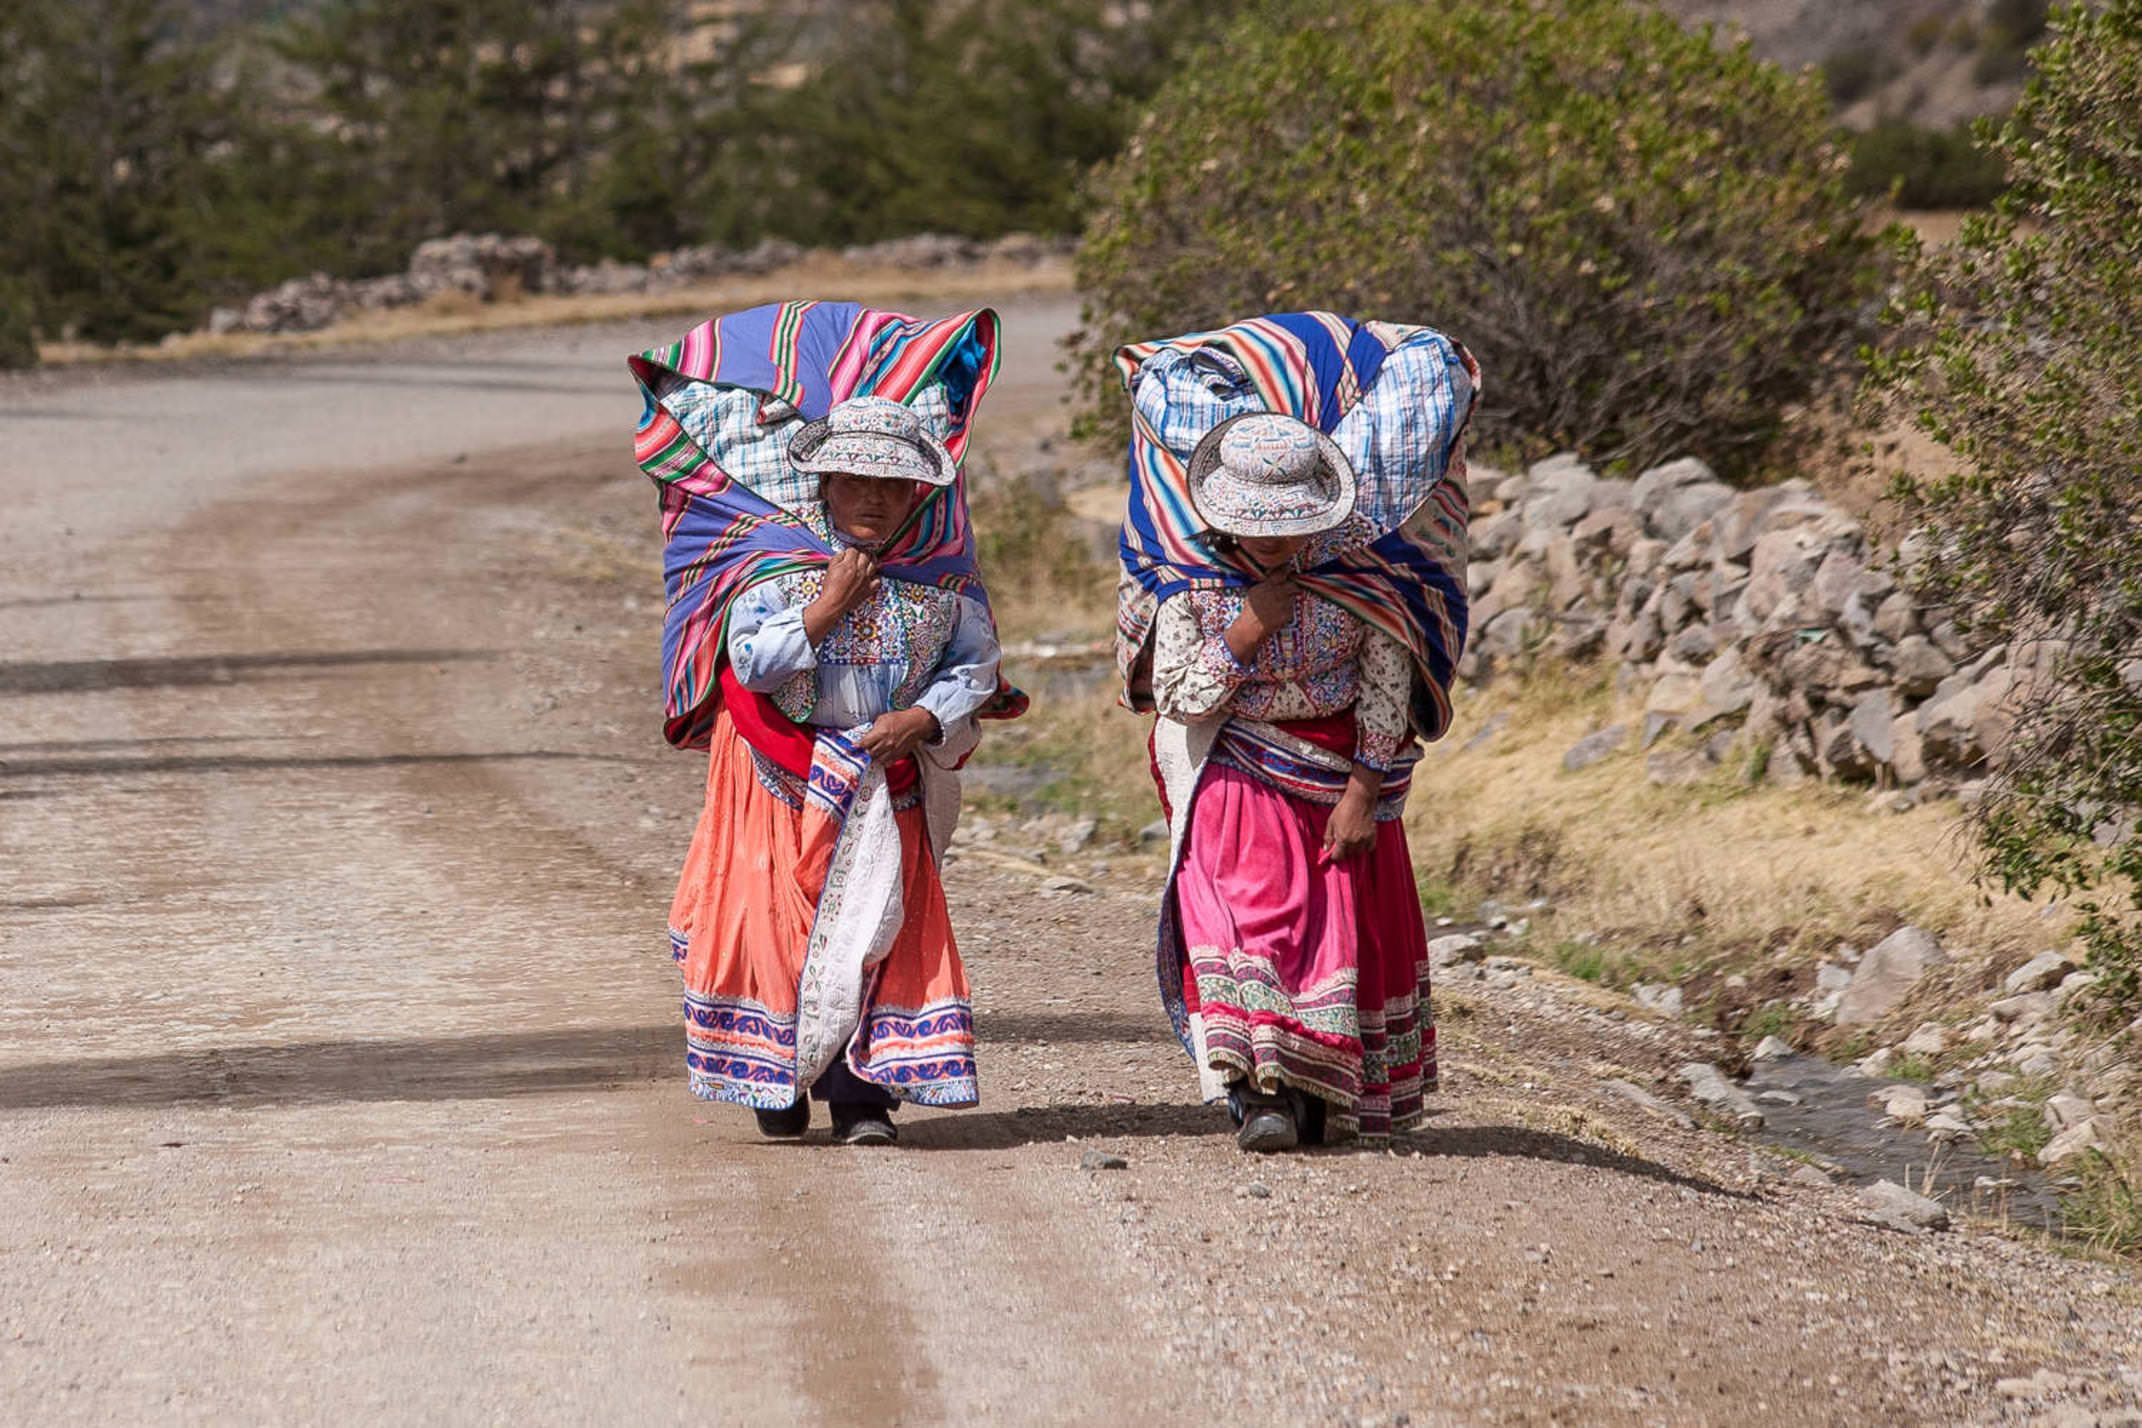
[39,255,1074,368]
[1406,667,2060,978]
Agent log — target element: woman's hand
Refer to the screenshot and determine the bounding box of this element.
[1322,787,1378,863]
[1224,574,1298,664]
[803,548,880,645]
[855,706,939,764]
[1323,763,1384,864]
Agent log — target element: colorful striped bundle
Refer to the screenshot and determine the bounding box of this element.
[1114,312,1480,740]
[629,301,1006,749]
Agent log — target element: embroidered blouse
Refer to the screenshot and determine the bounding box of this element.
[727,506,1000,730]
[1150,588,1412,772]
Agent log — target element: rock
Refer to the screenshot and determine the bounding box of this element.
[2014,1048,2061,1078]
[1079,1150,1128,1171]
[1571,507,1641,560]
[1848,689,1896,769]
[1900,1022,1948,1057]
[1916,670,1993,768]
[1038,875,1094,895]
[1678,1062,1764,1128]
[1644,672,1702,719]
[1469,510,1521,561]
[1859,1179,1950,1233]
[1889,711,1927,785]
[1235,1181,1273,1199]
[1690,646,1759,726]
[1561,725,1628,773]
[2003,950,2076,995]
[1633,983,1685,1017]
[1869,1085,1929,1126]
[2056,970,2100,1006]
[1887,635,1956,698]
[1752,1035,1796,1061]
[1466,560,1503,598]
[1521,482,1595,532]
[1835,927,1947,1026]
[1791,1164,1834,1189]
[2039,1118,2102,1167]
[2046,1093,2095,1132]
[1137,819,1170,846]
[1604,1078,1696,1129]
[1427,934,1486,970]
[1989,991,2055,1024]
[1807,548,1869,618]
[1741,528,1828,624]
[1855,1048,1896,1077]
[1667,623,1719,663]
[1632,458,1735,542]
[1640,712,1675,750]
[1924,1110,1972,1141]
[1976,1070,2020,1096]
[1056,817,1098,855]
[1474,608,1535,662]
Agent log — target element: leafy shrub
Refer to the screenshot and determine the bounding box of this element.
[1847,121,2008,208]
[0,279,36,370]
[1073,0,1886,477]
[1869,1,2142,1019]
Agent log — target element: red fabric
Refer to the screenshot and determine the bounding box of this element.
[716,666,918,795]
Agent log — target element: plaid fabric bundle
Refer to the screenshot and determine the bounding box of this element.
[1114,312,1479,741]
[629,301,1016,750]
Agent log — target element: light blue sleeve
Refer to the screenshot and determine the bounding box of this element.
[913,594,1001,729]
[726,581,818,692]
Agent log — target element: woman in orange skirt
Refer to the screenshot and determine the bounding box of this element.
[664,395,1003,1146]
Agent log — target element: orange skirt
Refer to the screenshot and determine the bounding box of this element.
[667,708,978,1108]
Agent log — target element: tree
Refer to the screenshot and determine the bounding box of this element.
[735,0,1252,246]
[1870,2,2142,1014]
[1070,0,1887,476]
[0,0,249,344]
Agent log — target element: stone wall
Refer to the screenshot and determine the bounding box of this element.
[1460,452,2023,797]
[205,230,1074,337]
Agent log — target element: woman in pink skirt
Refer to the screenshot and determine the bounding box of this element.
[1112,312,1476,1153]
[1145,412,1438,1151]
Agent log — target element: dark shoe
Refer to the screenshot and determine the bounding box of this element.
[1236,1091,1298,1154]
[754,1101,810,1139]
[831,1104,898,1146]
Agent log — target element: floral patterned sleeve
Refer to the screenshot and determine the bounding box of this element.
[1150,594,1250,724]
[1354,628,1413,773]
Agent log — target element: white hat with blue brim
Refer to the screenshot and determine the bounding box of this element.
[788,394,957,488]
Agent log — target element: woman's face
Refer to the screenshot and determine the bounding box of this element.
[823,473,925,550]
[1237,534,1308,571]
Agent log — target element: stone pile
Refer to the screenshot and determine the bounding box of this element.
[203,229,1071,336]
[1461,452,2025,795]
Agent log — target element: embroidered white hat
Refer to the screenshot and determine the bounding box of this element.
[1186,412,1357,538]
[788,394,956,487]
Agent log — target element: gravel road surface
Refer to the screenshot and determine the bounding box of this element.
[4,305,2139,1426]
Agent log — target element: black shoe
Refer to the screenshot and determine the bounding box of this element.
[1236,1090,1298,1154]
[754,1100,810,1139]
[831,1104,898,1146]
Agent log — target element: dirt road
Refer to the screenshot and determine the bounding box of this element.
[4,307,2139,1427]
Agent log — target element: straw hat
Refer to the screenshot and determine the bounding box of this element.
[1185,412,1357,538]
[788,395,956,487]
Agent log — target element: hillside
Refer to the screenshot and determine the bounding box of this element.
[1659,0,2033,127]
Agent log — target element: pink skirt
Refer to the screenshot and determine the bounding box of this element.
[1172,763,1435,1141]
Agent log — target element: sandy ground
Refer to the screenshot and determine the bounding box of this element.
[3,302,2140,1427]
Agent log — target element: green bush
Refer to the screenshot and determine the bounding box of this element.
[1847,121,2008,208]
[0,281,37,371]
[1869,1,2142,1019]
[1073,0,1887,476]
